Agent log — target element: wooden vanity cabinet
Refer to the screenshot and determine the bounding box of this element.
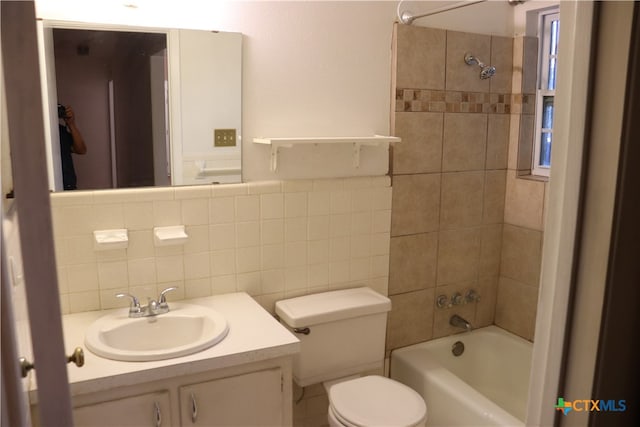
[178,368,283,426]
[31,359,292,427]
[72,391,170,427]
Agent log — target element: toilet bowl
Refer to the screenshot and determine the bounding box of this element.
[325,375,427,427]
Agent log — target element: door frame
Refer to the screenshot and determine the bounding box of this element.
[526,1,597,424]
[1,221,30,427]
[0,1,73,424]
[590,2,640,425]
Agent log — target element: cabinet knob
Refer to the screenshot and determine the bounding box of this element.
[190,392,198,423]
[154,401,162,427]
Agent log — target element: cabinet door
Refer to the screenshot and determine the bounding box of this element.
[73,391,170,427]
[180,368,283,426]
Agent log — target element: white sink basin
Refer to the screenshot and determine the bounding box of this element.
[85,303,229,361]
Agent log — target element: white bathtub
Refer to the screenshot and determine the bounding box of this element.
[390,326,532,427]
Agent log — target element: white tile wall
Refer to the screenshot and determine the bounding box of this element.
[51,177,392,314]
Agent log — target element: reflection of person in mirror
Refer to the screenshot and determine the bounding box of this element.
[58,104,87,190]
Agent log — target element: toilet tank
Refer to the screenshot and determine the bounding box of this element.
[275,287,391,387]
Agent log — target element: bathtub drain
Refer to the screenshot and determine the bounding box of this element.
[452,341,465,356]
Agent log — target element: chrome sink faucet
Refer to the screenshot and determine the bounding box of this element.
[450,314,473,332]
[116,286,178,318]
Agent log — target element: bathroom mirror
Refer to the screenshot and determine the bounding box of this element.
[39,22,242,192]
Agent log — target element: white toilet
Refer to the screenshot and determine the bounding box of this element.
[275,287,427,427]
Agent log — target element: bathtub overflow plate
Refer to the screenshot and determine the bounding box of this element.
[452,341,465,357]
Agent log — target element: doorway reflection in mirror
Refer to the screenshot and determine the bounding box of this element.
[53,29,168,190]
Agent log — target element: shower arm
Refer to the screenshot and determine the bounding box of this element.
[464,54,486,68]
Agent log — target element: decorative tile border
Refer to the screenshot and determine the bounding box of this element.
[510,93,536,115]
[395,89,535,115]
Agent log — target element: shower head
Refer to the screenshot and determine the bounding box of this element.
[480,64,497,79]
[464,53,496,80]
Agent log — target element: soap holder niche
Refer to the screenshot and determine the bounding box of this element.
[154,225,189,247]
[94,229,128,251]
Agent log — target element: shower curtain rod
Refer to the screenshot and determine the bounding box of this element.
[397,0,488,25]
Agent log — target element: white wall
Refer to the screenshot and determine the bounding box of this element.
[35,0,520,182]
[226,1,397,181]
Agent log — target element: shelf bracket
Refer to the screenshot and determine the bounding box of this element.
[269,142,293,172]
[269,144,278,172]
[353,142,361,168]
[353,141,382,168]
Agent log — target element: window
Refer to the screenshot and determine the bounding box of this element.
[533,10,560,177]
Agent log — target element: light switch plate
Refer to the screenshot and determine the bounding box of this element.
[214,129,237,147]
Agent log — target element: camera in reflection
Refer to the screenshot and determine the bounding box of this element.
[58,104,67,119]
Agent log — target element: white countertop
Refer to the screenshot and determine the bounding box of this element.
[30,292,299,401]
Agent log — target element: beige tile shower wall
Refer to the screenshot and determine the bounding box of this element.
[495,36,548,342]
[387,24,512,352]
[50,177,392,315]
[496,179,547,341]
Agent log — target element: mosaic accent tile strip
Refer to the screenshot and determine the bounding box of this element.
[395,89,535,115]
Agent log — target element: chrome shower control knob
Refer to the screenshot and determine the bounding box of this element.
[465,289,480,303]
[451,292,463,305]
[436,294,449,309]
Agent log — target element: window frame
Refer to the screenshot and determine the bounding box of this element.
[532,9,560,177]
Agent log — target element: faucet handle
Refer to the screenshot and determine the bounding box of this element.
[451,292,464,306]
[158,286,178,305]
[465,289,481,304]
[116,292,142,315]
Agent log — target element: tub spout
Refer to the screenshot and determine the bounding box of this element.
[450,314,473,332]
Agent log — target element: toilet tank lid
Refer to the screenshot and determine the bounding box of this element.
[275,287,391,328]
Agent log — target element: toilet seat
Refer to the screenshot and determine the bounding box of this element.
[328,375,427,427]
